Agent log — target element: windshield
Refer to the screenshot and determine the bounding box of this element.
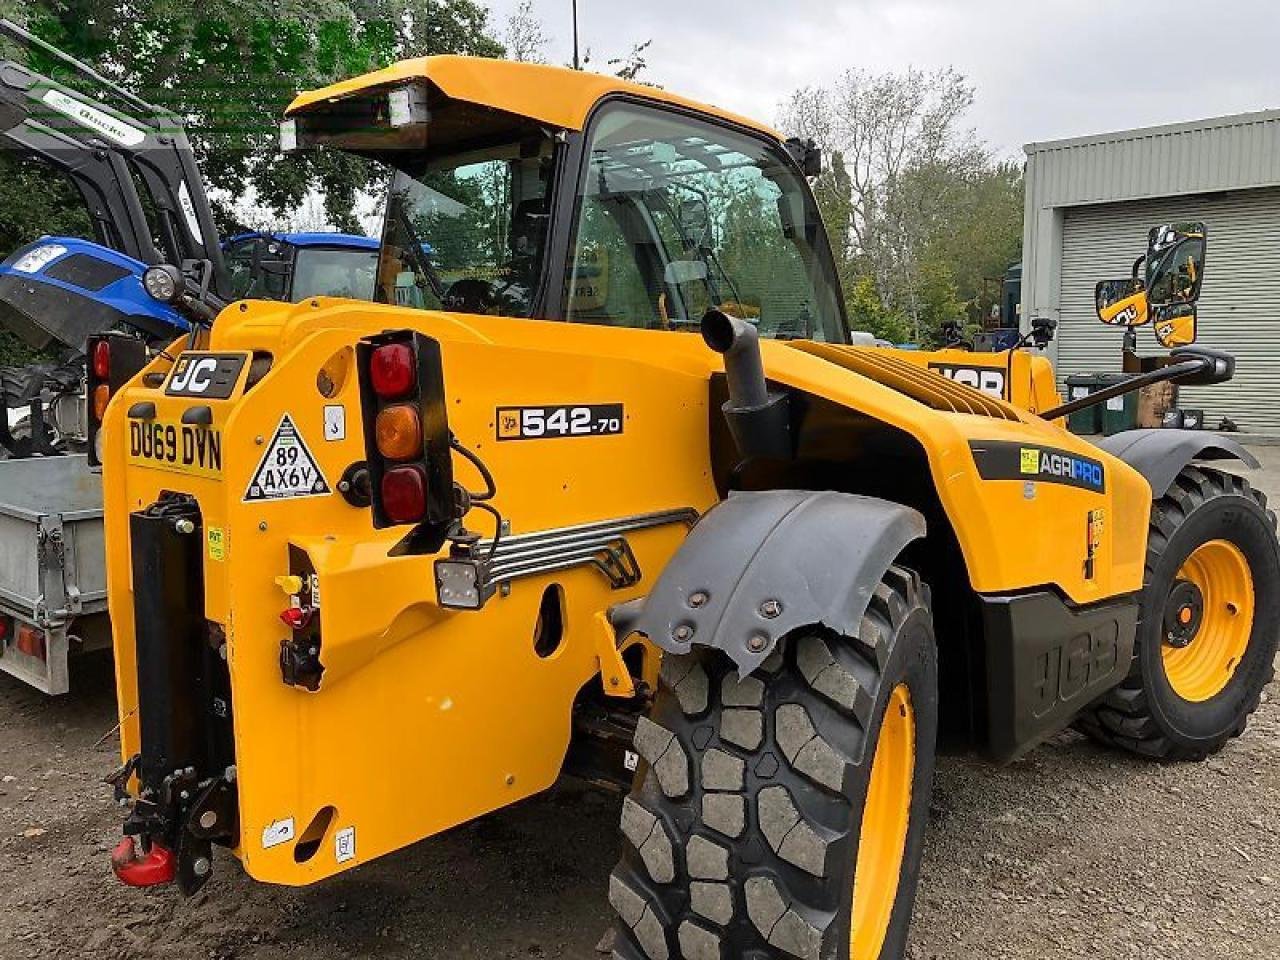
[376,138,553,317]
[225,238,379,303]
[292,247,378,301]
[565,103,847,342]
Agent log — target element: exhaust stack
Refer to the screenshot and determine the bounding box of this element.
[701,309,792,461]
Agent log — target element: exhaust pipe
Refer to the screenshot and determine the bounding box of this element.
[700,309,792,460]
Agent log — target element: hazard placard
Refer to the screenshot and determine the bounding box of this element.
[243,415,331,502]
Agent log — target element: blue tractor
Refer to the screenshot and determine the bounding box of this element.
[0,21,377,456]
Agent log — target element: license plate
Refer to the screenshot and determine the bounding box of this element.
[126,420,223,479]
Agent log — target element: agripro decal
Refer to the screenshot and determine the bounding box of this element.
[969,440,1106,493]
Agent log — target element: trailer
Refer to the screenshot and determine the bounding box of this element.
[0,454,107,693]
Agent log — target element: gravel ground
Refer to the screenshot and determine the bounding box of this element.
[2,448,1278,960]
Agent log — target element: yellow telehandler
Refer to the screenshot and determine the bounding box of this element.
[95,56,1276,960]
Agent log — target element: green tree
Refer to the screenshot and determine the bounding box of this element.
[21,0,504,232]
[847,274,910,344]
[780,68,1024,346]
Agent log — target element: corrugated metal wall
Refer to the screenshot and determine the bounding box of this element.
[1026,110,1280,209]
[1056,188,1280,432]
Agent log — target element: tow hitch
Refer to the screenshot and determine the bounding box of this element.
[110,836,176,888]
[108,754,239,893]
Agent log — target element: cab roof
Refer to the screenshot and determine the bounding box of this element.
[227,231,379,251]
[285,55,780,141]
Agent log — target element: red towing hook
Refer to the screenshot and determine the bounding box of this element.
[111,836,176,887]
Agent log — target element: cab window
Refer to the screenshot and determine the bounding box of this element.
[224,237,289,301]
[565,102,847,341]
[376,139,553,317]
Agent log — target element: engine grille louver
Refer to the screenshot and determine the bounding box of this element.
[789,342,1022,421]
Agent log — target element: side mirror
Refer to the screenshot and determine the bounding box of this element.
[1095,278,1148,327]
[1170,345,1233,386]
[785,137,822,177]
[1153,302,1197,348]
[1146,221,1206,308]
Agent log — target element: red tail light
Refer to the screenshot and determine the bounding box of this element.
[370,343,416,399]
[92,339,111,379]
[381,465,428,523]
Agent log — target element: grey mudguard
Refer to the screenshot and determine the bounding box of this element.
[1094,429,1259,498]
[625,490,925,675]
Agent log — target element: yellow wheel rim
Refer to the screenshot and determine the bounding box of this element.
[1162,539,1254,703]
[850,683,916,960]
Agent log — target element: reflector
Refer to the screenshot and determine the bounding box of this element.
[370,342,417,399]
[381,464,428,523]
[16,623,45,661]
[375,404,423,461]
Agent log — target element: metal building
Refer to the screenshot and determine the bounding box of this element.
[1022,109,1280,433]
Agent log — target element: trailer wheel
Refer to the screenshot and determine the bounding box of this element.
[1078,466,1280,760]
[610,566,937,960]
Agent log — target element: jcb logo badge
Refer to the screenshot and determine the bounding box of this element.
[928,363,1006,399]
[166,353,246,399]
[497,409,522,439]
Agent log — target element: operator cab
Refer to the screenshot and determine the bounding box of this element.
[223,233,381,303]
[282,61,849,343]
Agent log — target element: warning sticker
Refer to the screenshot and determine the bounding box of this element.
[262,817,295,849]
[335,826,356,863]
[207,526,226,562]
[243,415,331,502]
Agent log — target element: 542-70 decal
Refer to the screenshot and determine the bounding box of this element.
[496,404,624,440]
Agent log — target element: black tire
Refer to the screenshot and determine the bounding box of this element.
[1078,466,1280,760]
[610,566,938,960]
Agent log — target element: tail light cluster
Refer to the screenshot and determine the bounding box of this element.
[356,331,456,547]
[86,332,148,469]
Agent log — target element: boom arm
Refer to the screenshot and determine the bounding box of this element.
[0,20,228,293]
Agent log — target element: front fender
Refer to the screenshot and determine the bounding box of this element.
[1094,429,1259,498]
[625,490,925,674]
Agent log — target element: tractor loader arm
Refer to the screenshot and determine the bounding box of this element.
[1094,429,1259,498]
[626,489,925,675]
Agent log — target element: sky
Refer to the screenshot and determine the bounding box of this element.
[485,0,1279,160]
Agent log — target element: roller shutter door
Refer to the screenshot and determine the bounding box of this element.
[1057,187,1280,433]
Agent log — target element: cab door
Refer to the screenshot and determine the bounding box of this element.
[559,99,848,344]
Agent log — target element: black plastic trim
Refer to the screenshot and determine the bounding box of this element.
[980,589,1138,762]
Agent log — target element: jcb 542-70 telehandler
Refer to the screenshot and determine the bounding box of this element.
[97,56,1278,960]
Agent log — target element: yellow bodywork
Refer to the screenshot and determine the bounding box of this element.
[285,54,779,139]
[103,298,1150,885]
[102,55,1153,888]
[885,346,1064,416]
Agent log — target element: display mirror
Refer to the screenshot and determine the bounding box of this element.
[1153,302,1198,348]
[1095,277,1149,327]
[1146,222,1206,307]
